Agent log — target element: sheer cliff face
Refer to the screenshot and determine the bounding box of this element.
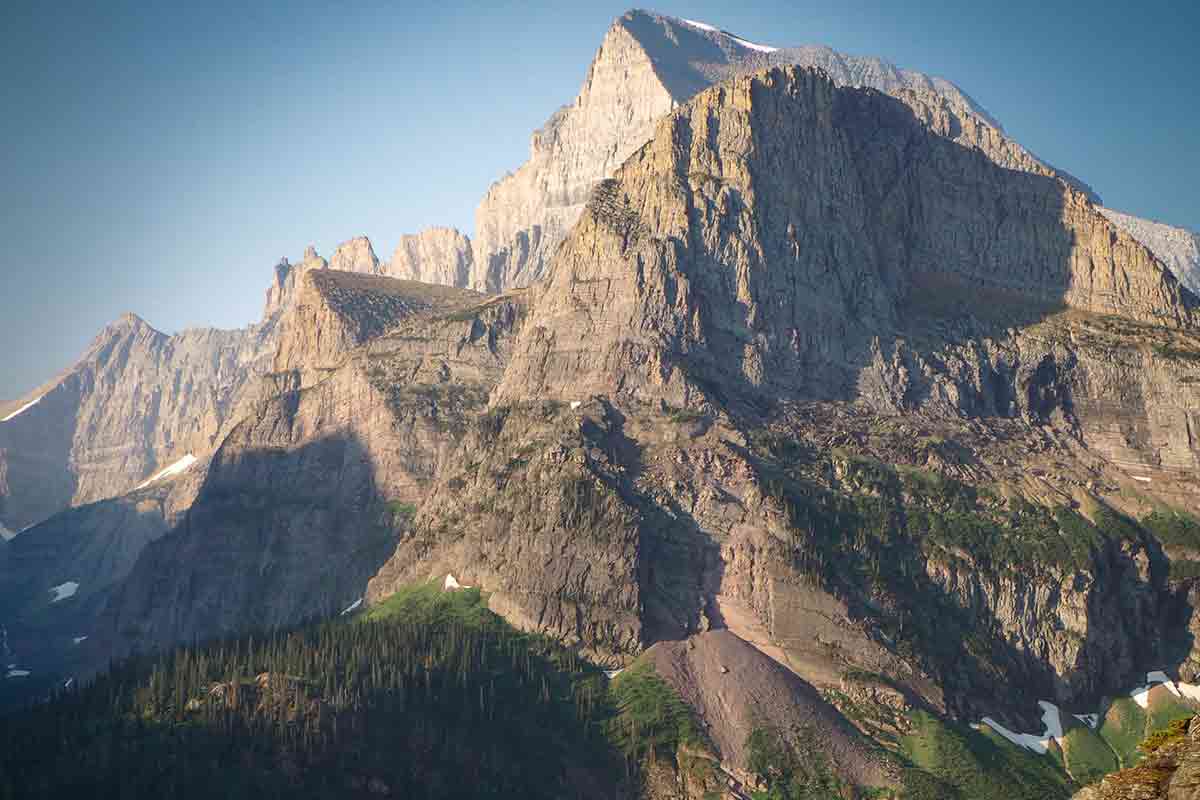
[1100,207,1200,295]
[467,9,1100,294]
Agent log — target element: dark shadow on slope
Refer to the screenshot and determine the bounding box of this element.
[0,372,83,531]
[79,427,403,679]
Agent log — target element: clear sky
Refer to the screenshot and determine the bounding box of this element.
[2,0,1197,401]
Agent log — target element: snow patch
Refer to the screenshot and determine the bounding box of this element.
[679,17,778,53]
[443,574,472,591]
[981,716,1051,754]
[680,17,717,32]
[729,34,778,53]
[980,700,1067,754]
[570,400,582,410]
[340,598,363,616]
[73,636,88,645]
[1131,684,1153,708]
[1,394,44,423]
[135,454,198,490]
[0,522,13,541]
[6,669,30,678]
[1132,476,1152,483]
[1039,701,1064,740]
[1148,670,1183,697]
[49,581,79,603]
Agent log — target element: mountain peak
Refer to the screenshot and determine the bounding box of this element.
[328,236,380,275]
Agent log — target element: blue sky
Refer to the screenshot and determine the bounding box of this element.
[2,0,1197,400]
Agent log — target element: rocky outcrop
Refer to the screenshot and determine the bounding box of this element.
[263,246,327,319]
[1100,208,1200,295]
[468,9,1101,293]
[1073,715,1200,800]
[387,227,473,287]
[270,268,483,384]
[327,236,381,275]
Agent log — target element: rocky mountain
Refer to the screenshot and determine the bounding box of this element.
[464,9,1103,294]
[81,271,523,669]
[369,65,1200,729]
[0,241,376,536]
[2,10,1199,799]
[0,313,275,533]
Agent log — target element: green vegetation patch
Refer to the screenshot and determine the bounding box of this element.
[384,499,418,518]
[1100,696,1149,768]
[1061,725,1119,786]
[746,726,846,799]
[898,711,1074,800]
[1145,691,1196,737]
[608,660,705,764]
[1143,510,1200,549]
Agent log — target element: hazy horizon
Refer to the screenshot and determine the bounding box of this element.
[3,0,1198,401]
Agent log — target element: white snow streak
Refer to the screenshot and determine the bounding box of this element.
[341,598,363,616]
[73,636,88,645]
[981,717,1052,754]
[49,581,79,603]
[678,17,778,53]
[729,35,778,53]
[6,669,30,678]
[1133,476,1153,483]
[980,701,1066,754]
[1,395,43,423]
[135,454,198,490]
